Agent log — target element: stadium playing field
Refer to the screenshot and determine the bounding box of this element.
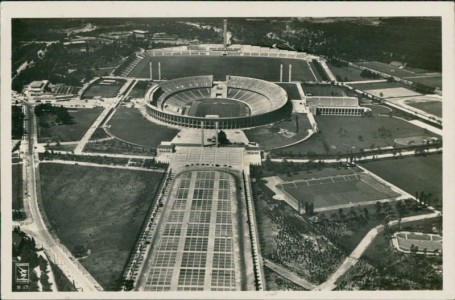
[392,231,442,254]
[81,79,126,99]
[186,99,250,117]
[127,56,319,82]
[278,172,400,210]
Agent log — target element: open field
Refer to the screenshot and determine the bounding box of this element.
[244,113,312,150]
[81,79,126,99]
[365,87,421,99]
[279,172,400,209]
[275,108,441,156]
[128,56,320,82]
[407,75,442,89]
[406,100,442,117]
[276,83,302,100]
[108,107,179,148]
[12,164,23,210]
[39,163,164,290]
[326,63,366,82]
[38,108,103,143]
[356,61,418,78]
[361,154,442,206]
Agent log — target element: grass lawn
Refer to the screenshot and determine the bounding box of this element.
[128,81,155,99]
[39,163,164,291]
[356,61,417,78]
[12,164,23,210]
[326,63,367,82]
[276,114,440,156]
[349,81,412,91]
[38,108,103,143]
[108,107,179,148]
[129,56,320,82]
[244,113,312,150]
[84,138,155,156]
[361,154,442,204]
[276,83,302,100]
[406,101,442,117]
[406,76,442,89]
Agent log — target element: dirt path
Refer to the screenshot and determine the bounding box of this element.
[264,259,316,290]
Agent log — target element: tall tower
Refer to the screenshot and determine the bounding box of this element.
[289,64,293,82]
[149,62,153,80]
[158,62,161,81]
[223,19,228,49]
[280,64,283,82]
[201,121,205,147]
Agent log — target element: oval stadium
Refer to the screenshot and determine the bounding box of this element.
[144,75,293,129]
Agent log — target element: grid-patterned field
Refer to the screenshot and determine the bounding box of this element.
[137,171,243,291]
[278,172,400,209]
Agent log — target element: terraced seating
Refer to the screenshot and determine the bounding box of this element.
[306,96,359,108]
[156,76,213,109]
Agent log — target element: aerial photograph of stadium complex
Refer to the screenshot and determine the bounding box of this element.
[3,4,453,298]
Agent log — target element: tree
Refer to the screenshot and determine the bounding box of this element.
[217,130,230,146]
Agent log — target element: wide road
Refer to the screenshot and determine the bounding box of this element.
[20,104,102,291]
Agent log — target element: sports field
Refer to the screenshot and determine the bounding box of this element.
[278,172,399,210]
[108,107,179,148]
[360,154,442,203]
[405,100,442,117]
[12,163,23,210]
[38,108,103,143]
[276,107,441,155]
[81,79,126,99]
[187,99,250,117]
[127,56,319,82]
[40,163,164,290]
[326,63,366,82]
[392,231,442,254]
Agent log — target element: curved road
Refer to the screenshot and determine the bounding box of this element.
[20,104,102,291]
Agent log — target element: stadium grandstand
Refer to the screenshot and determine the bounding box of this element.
[144,75,292,129]
[305,96,370,116]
